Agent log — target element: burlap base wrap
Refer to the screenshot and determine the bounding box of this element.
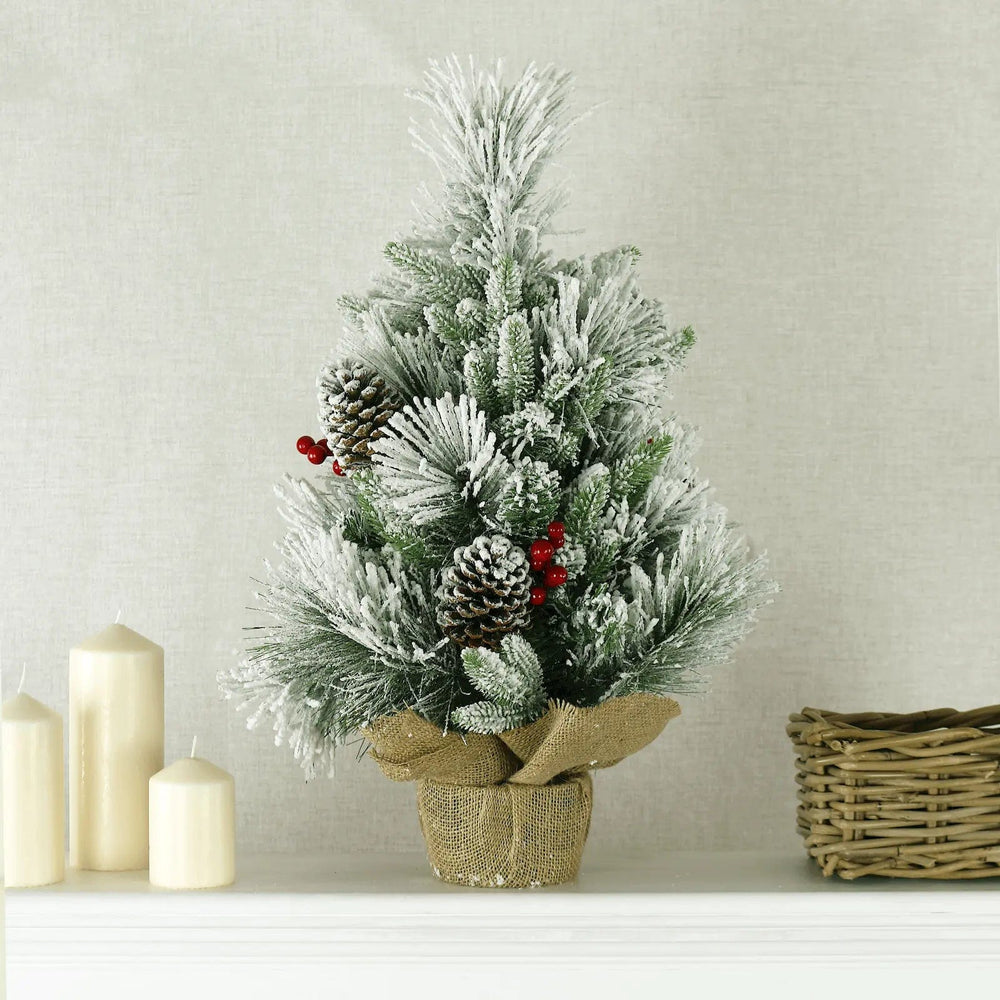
[364,693,680,888]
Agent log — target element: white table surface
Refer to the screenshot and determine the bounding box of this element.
[6,850,1000,998]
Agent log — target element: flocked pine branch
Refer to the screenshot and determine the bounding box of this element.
[223,482,463,774]
[408,57,576,271]
[452,634,547,733]
[612,516,775,698]
[370,393,510,532]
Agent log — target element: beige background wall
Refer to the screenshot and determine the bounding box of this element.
[3,1,999,857]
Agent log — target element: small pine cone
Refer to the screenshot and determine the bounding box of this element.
[438,534,531,649]
[317,362,400,468]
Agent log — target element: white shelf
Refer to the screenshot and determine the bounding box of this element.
[7,850,1000,997]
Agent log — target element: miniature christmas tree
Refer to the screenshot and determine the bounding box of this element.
[224,59,775,778]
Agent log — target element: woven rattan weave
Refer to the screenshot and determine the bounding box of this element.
[788,706,1000,879]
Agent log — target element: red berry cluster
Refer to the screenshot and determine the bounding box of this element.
[296,435,345,477]
[527,522,567,606]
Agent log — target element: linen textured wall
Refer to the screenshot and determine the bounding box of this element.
[3,1,999,856]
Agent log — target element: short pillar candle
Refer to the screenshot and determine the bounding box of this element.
[69,623,164,871]
[2,686,65,887]
[149,743,236,890]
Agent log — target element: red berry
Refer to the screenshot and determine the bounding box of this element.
[547,521,565,539]
[530,586,547,606]
[647,438,654,444]
[316,438,330,455]
[552,537,564,550]
[332,459,346,477]
[544,564,568,587]
[296,435,315,455]
[529,539,555,566]
[306,445,327,465]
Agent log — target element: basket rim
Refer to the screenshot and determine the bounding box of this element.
[787,705,1000,749]
[791,705,1000,729]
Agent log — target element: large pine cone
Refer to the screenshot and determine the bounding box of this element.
[317,363,400,468]
[438,535,531,649]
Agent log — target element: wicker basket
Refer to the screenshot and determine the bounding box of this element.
[788,706,1000,879]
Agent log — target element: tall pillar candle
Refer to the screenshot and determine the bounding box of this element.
[69,624,164,871]
[2,689,64,887]
[149,746,235,889]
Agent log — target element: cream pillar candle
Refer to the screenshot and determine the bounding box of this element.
[69,623,164,871]
[149,740,235,889]
[2,682,65,888]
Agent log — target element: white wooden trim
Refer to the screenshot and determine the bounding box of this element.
[7,851,1000,997]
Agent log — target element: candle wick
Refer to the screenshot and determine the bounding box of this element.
[18,662,26,695]
[115,607,123,625]
[190,735,198,759]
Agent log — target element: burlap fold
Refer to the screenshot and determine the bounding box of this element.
[364,693,680,887]
[363,710,520,785]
